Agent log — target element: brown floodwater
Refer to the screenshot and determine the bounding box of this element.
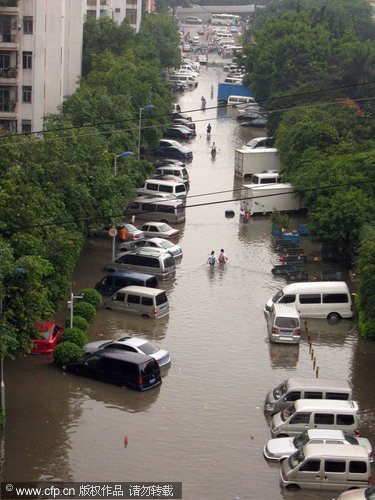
[1,61,374,500]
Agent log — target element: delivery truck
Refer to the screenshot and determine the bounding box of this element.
[218,83,252,103]
[240,183,303,215]
[234,148,281,177]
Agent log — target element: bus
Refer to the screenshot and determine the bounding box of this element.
[210,14,241,26]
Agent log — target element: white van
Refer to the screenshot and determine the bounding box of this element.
[105,286,169,319]
[124,196,186,224]
[227,95,256,107]
[264,281,353,321]
[106,248,176,280]
[139,179,187,200]
[264,378,353,416]
[167,74,197,88]
[249,172,281,185]
[280,443,371,491]
[266,304,301,344]
[270,400,359,438]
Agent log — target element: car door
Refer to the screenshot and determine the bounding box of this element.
[125,292,141,315]
[296,459,322,489]
[109,291,126,311]
[147,225,159,237]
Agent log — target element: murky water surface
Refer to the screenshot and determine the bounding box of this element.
[2,59,375,500]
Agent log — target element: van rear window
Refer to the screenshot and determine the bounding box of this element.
[141,360,159,376]
[323,293,349,303]
[164,257,175,268]
[156,292,168,305]
[275,317,299,328]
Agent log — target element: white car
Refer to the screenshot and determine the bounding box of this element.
[117,237,183,258]
[83,336,171,368]
[337,486,375,499]
[264,429,373,462]
[140,222,179,240]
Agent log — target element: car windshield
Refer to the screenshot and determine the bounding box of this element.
[159,240,173,249]
[365,486,375,499]
[138,342,158,355]
[126,224,137,231]
[344,433,358,445]
[288,448,305,470]
[293,431,309,449]
[273,381,287,400]
[159,224,172,232]
[280,404,296,422]
[272,290,284,303]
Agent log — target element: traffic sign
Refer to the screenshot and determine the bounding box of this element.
[109,227,118,237]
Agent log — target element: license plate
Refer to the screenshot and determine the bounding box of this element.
[149,378,155,383]
[280,330,293,335]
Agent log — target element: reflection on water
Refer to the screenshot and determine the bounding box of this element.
[268,342,300,370]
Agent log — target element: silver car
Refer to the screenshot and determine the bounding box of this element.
[264,429,373,462]
[117,237,182,258]
[83,336,171,368]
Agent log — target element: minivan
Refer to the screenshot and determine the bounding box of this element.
[95,271,158,296]
[139,179,187,200]
[227,95,256,107]
[264,281,353,321]
[64,349,162,391]
[105,286,169,319]
[105,248,176,280]
[266,304,301,344]
[250,172,280,185]
[270,400,359,438]
[264,378,353,416]
[155,165,189,183]
[280,443,371,491]
[124,196,186,224]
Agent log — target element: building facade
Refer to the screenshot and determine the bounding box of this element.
[0,0,84,134]
[86,0,143,32]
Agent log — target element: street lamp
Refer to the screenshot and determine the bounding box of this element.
[138,104,154,158]
[67,292,84,328]
[114,151,134,176]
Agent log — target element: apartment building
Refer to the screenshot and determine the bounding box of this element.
[86,0,143,32]
[0,0,84,134]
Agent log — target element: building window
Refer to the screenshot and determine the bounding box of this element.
[87,0,97,5]
[23,16,33,34]
[126,8,137,24]
[22,85,32,103]
[22,51,32,69]
[21,120,31,133]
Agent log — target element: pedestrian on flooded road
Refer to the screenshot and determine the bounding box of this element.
[119,225,127,241]
[218,249,228,265]
[207,250,216,266]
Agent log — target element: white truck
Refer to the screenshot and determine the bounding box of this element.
[240,183,303,215]
[234,147,281,177]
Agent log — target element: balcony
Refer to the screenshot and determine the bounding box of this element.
[0,32,19,50]
[0,1,18,14]
[0,99,17,114]
[0,67,17,84]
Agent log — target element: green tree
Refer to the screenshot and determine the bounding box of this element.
[357,224,375,339]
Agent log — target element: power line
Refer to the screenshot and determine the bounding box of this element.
[1,179,373,234]
[1,79,374,142]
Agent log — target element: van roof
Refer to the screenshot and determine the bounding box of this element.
[281,281,350,294]
[117,285,164,296]
[106,270,157,279]
[100,348,154,365]
[303,443,368,459]
[270,303,300,318]
[145,178,185,187]
[237,147,278,154]
[284,378,352,391]
[294,399,358,412]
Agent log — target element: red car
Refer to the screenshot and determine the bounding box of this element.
[32,322,63,355]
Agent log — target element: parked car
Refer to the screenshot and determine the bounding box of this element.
[32,322,63,355]
[163,125,194,140]
[264,429,373,462]
[173,112,192,122]
[152,144,193,159]
[337,486,375,499]
[154,159,186,168]
[240,118,268,128]
[117,237,182,258]
[63,349,162,391]
[172,119,196,134]
[82,336,171,368]
[147,173,189,191]
[140,222,179,239]
[89,223,144,241]
[244,136,275,149]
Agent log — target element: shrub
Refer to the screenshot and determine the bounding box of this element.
[271,211,290,230]
[79,288,102,309]
[60,327,88,348]
[54,341,82,367]
[64,315,88,332]
[73,301,96,321]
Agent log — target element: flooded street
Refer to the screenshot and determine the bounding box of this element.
[2,62,375,500]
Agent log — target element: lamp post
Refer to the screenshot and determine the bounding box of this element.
[138,104,154,158]
[67,292,84,328]
[114,151,134,176]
